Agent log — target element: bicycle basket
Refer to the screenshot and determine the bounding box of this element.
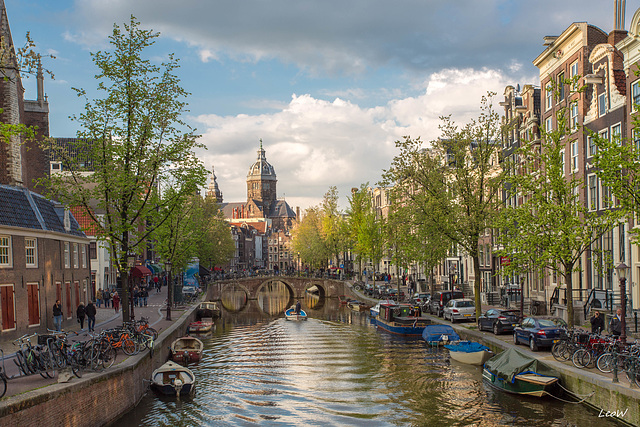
[38,334,54,345]
[577,333,590,345]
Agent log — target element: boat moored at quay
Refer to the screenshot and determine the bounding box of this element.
[375,303,431,336]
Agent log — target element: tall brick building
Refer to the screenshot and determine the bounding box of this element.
[0,0,90,338]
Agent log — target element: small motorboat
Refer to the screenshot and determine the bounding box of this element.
[369,299,395,317]
[338,295,351,305]
[285,306,308,321]
[151,361,196,396]
[171,336,204,364]
[483,348,559,397]
[422,324,460,346]
[188,318,214,333]
[444,341,494,365]
[196,301,221,319]
[347,300,370,312]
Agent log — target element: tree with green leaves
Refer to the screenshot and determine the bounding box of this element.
[292,206,328,270]
[196,196,235,271]
[41,17,206,322]
[383,93,504,320]
[320,186,346,268]
[496,83,624,327]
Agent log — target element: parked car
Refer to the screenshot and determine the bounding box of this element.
[443,298,475,323]
[513,317,565,351]
[477,309,519,335]
[429,290,464,317]
[411,293,430,305]
[387,288,405,301]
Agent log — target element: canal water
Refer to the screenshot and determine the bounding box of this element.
[117,295,620,426]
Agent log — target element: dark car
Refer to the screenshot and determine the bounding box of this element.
[513,317,565,351]
[478,309,519,335]
[428,290,464,317]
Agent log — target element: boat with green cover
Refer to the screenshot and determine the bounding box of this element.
[482,348,559,397]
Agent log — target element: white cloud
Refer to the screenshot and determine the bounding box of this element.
[196,67,513,210]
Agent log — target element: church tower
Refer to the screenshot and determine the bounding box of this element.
[206,165,223,203]
[246,140,277,204]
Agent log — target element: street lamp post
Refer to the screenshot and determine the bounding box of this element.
[616,262,629,344]
[127,253,136,320]
[165,260,172,321]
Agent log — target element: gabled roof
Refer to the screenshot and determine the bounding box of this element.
[0,184,86,237]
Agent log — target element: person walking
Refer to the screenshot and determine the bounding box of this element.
[590,311,604,334]
[96,289,103,308]
[142,288,149,307]
[85,301,97,332]
[53,300,63,331]
[610,308,623,337]
[76,302,86,330]
[113,291,120,313]
[103,289,110,308]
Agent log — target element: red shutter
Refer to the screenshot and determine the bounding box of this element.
[65,282,72,318]
[27,284,40,326]
[74,282,80,308]
[1,286,15,330]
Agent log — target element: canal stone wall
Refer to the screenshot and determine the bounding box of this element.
[443,318,639,427]
[207,276,349,301]
[0,306,198,427]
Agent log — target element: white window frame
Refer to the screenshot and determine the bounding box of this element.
[570,60,579,86]
[611,123,622,146]
[25,238,37,268]
[73,243,79,269]
[64,242,70,269]
[588,174,598,211]
[571,140,579,172]
[545,117,553,133]
[633,80,640,112]
[0,236,12,267]
[598,92,607,116]
[560,149,566,176]
[587,135,596,157]
[557,72,565,101]
[81,244,87,269]
[570,103,578,131]
[546,85,553,110]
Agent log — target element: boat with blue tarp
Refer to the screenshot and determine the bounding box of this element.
[421,324,460,345]
[285,306,308,320]
[482,348,559,397]
[375,303,431,336]
[444,341,493,365]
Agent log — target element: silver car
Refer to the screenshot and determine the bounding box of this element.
[443,298,476,323]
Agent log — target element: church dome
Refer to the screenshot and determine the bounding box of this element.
[247,142,276,181]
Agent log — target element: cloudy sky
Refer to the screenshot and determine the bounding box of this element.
[6,0,638,210]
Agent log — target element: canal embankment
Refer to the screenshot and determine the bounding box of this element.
[0,303,198,427]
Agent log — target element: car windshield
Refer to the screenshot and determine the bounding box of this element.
[538,319,557,327]
[457,301,474,308]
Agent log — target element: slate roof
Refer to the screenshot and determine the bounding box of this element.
[269,200,296,218]
[0,184,86,237]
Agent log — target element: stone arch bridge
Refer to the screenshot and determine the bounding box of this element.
[207,276,350,302]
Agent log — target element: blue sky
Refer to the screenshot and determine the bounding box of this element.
[6,0,638,210]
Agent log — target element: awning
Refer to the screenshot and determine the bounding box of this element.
[199,265,211,277]
[130,265,152,278]
[147,263,161,274]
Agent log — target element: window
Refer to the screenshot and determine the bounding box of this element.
[620,224,626,263]
[0,236,12,266]
[64,242,70,268]
[602,184,613,209]
[25,238,37,267]
[570,61,579,87]
[611,123,621,145]
[599,129,609,147]
[560,149,566,176]
[545,117,553,133]
[89,242,97,259]
[633,80,640,110]
[588,175,597,211]
[546,85,553,110]
[635,129,640,159]
[571,140,579,172]
[558,72,565,101]
[81,244,87,268]
[73,243,78,268]
[588,136,596,157]
[0,285,16,330]
[570,103,578,131]
[598,92,607,116]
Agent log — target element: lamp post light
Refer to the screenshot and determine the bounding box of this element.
[616,262,629,344]
[165,260,172,321]
[127,253,136,320]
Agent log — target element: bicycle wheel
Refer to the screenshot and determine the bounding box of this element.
[572,349,591,369]
[38,351,56,379]
[551,341,567,362]
[122,338,137,356]
[596,352,614,373]
[0,374,6,398]
[13,352,29,376]
[144,328,158,340]
[101,347,117,369]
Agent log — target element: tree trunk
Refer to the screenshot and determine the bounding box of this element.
[565,267,574,329]
[473,255,482,322]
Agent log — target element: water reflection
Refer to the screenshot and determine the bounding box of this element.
[220,283,248,312]
[118,297,622,427]
[256,280,292,314]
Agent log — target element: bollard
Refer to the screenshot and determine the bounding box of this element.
[612,346,619,383]
[635,311,638,333]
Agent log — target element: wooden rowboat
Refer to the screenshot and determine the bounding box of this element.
[188,318,214,333]
[151,361,196,396]
[171,336,204,364]
[444,341,493,365]
[482,348,559,397]
[285,306,308,321]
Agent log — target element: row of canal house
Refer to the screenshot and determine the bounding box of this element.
[0,1,92,339]
[494,3,640,321]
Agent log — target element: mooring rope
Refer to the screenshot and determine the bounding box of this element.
[547,383,595,404]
